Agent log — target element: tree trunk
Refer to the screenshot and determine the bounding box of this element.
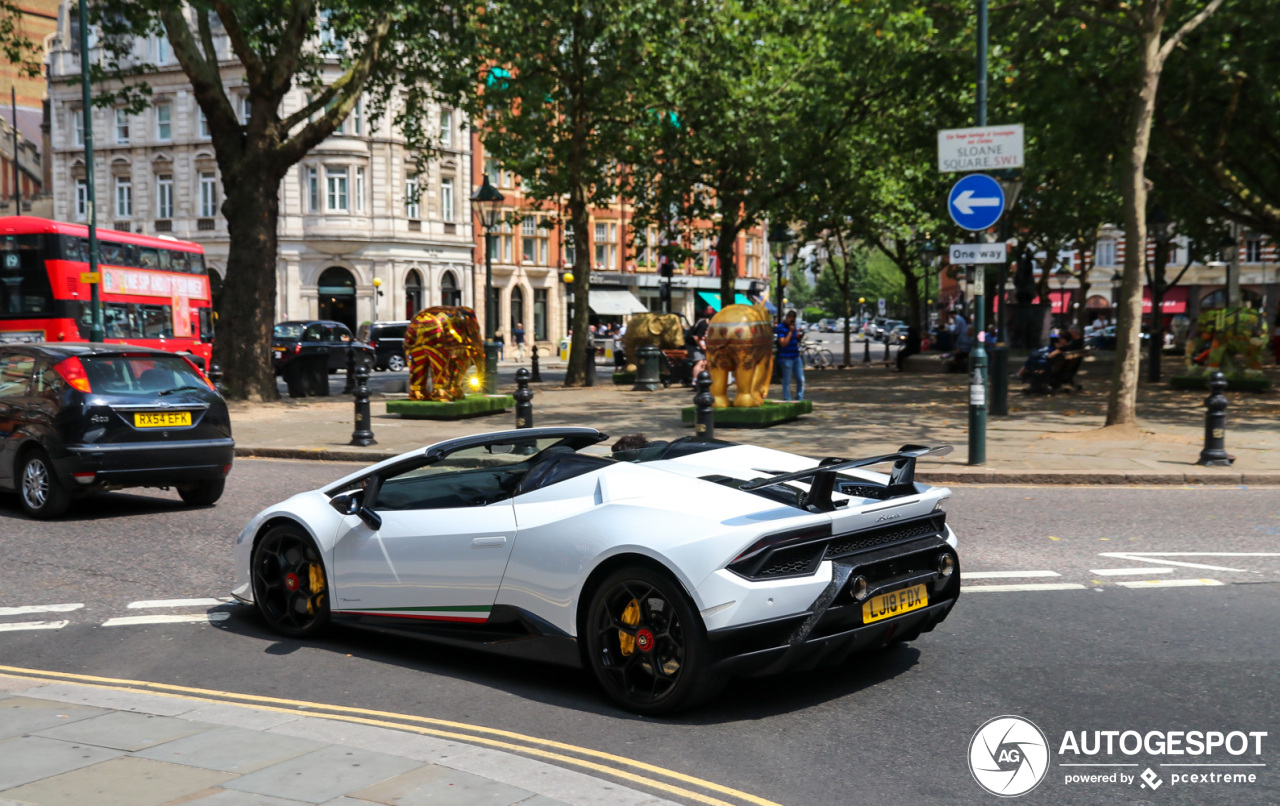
[564,187,593,386]
[213,169,282,402]
[1106,17,1164,427]
[716,217,739,311]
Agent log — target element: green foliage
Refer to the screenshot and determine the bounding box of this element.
[0,0,44,79]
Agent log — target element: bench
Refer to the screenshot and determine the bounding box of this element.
[1024,350,1085,395]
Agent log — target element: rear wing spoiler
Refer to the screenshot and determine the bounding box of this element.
[740,444,953,512]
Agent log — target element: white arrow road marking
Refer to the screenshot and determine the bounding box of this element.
[1098,552,1280,573]
[102,613,230,627]
[1116,579,1224,589]
[1090,567,1174,576]
[962,582,1088,593]
[965,570,1060,579]
[953,190,1002,215]
[127,598,224,609]
[0,603,84,616]
[0,620,70,632]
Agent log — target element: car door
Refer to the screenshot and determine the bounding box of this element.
[328,324,353,371]
[0,352,35,485]
[330,445,525,622]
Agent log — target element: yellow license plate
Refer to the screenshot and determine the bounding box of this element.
[862,583,928,624]
[273,346,287,352]
[134,411,192,428]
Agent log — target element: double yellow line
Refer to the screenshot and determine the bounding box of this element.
[0,665,784,806]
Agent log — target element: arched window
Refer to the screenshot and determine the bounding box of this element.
[1200,288,1262,310]
[404,269,423,318]
[510,286,525,337]
[441,270,461,307]
[317,266,357,330]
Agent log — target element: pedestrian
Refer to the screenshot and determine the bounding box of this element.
[686,307,712,379]
[513,321,526,362]
[775,309,805,401]
[494,330,505,361]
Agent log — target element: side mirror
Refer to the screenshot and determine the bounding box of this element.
[329,488,383,530]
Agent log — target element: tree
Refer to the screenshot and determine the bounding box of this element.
[0,0,44,80]
[86,1,463,400]
[463,0,672,386]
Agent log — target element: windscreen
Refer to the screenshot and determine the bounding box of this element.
[273,323,304,339]
[82,355,209,396]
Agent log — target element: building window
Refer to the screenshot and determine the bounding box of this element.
[533,288,548,341]
[354,167,365,213]
[155,104,171,141]
[440,178,454,222]
[522,216,547,265]
[327,166,348,211]
[152,35,170,64]
[485,158,500,187]
[405,177,420,219]
[1245,237,1263,263]
[499,222,513,263]
[199,172,218,218]
[114,177,132,217]
[306,167,319,212]
[74,179,88,221]
[114,109,129,144]
[1095,240,1116,267]
[594,222,617,269]
[198,108,209,138]
[440,109,452,147]
[156,174,173,219]
[352,97,363,135]
[563,225,575,266]
[73,110,84,147]
[241,96,252,125]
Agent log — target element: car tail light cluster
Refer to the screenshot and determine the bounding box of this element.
[179,355,218,391]
[53,356,92,392]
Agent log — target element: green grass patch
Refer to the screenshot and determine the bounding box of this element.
[612,371,636,385]
[681,399,814,428]
[387,395,516,420]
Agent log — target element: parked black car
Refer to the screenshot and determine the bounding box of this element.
[357,320,409,372]
[272,320,375,376]
[0,343,234,518]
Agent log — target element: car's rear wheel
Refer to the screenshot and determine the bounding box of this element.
[584,567,724,714]
[178,479,225,506]
[387,354,406,372]
[251,524,330,638]
[18,449,70,519]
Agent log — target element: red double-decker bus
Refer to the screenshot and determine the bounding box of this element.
[0,216,214,367]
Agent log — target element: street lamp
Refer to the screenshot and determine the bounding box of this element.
[919,240,938,334]
[372,277,382,322]
[769,223,792,325]
[471,175,505,393]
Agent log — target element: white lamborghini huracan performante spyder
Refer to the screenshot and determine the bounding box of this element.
[232,427,961,713]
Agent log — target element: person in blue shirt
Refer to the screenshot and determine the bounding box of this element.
[775,310,805,401]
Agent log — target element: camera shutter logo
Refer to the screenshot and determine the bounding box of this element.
[969,715,1051,797]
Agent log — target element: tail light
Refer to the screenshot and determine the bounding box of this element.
[180,355,218,391]
[53,356,92,392]
[294,343,302,355]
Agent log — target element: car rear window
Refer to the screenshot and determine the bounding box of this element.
[82,355,209,396]
[274,323,304,339]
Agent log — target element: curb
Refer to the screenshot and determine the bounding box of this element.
[234,448,1280,485]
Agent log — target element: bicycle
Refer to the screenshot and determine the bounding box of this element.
[801,343,834,370]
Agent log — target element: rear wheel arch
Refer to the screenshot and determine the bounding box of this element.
[576,552,695,645]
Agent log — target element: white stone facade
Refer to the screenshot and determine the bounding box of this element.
[45,3,473,332]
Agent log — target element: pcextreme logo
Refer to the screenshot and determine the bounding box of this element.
[969,716,1269,797]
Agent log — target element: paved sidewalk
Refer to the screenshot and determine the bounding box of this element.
[230,362,1280,485]
[0,673,678,806]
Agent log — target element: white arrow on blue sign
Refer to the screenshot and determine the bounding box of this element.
[947,173,1005,232]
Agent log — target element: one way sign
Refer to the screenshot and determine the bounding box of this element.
[947,173,1005,231]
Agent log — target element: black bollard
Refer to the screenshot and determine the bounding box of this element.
[694,370,715,440]
[863,337,870,364]
[349,362,377,447]
[530,344,542,382]
[208,363,224,394]
[633,344,661,391]
[1197,371,1233,466]
[514,368,534,428]
[883,337,890,365]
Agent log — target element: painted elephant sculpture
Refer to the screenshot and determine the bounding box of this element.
[1185,306,1269,377]
[621,313,685,371]
[705,303,774,408]
[405,306,485,402]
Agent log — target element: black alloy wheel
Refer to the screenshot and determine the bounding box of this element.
[251,525,331,638]
[18,449,71,519]
[585,567,723,715]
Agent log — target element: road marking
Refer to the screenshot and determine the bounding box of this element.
[0,603,83,616]
[964,570,1060,579]
[126,598,224,609]
[1098,552,1280,573]
[962,582,1088,593]
[0,666,783,806]
[1090,567,1174,576]
[0,620,69,632]
[101,613,231,627]
[1115,578,1224,589]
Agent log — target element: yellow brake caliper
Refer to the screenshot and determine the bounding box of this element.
[618,599,640,656]
[306,563,326,615]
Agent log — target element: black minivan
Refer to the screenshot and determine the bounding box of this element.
[0,343,234,518]
[357,320,409,371]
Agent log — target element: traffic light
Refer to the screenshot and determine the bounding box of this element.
[659,282,671,303]
[659,259,675,278]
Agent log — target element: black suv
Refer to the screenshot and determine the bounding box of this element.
[272,320,375,376]
[357,320,409,372]
[0,343,234,518]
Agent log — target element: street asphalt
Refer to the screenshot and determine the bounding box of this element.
[1,458,1277,805]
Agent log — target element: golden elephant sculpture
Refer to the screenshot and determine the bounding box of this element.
[706,303,774,408]
[621,312,684,370]
[405,306,485,402]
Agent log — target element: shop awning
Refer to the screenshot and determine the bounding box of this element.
[697,291,757,312]
[1142,285,1187,314]
[588,289,649,316]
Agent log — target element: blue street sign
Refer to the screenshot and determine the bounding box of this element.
[948,173,1005,231]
